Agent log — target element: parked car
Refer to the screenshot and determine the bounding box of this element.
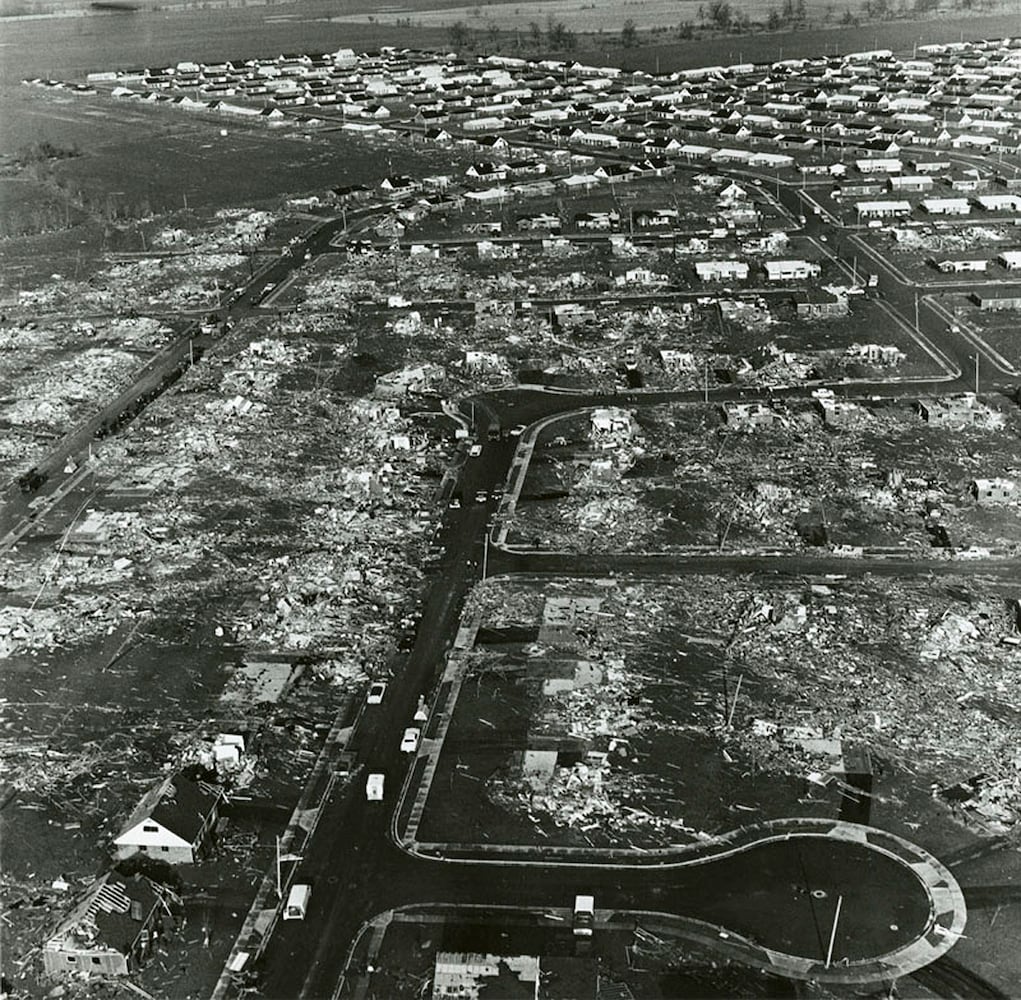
[400,727,421,753]
[367,681,387,705]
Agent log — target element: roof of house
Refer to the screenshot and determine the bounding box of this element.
[117,774,220,845]
[47,872,167,954]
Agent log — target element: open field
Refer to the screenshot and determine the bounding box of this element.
[333,0,812,32]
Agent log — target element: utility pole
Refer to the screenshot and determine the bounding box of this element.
[974,352,980,396]
[482,531,489,579]
[914,292,919,333]
[703,360,709,404]
[275,835,282,900]
[825,895,844,968]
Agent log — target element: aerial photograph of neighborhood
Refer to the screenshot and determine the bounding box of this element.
[4,0,1021,996]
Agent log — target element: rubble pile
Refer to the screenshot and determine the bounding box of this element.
[891,224,1008,253]
[513,400,1021,553]
[1,348,139,430]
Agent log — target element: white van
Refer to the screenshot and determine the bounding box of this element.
[284,883,311,920]
[573,895,594,937]
[366,772,385,801]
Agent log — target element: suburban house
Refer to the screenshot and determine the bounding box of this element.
[856,199,912,220]
[921,197,971,215]
[975,194,1021,212]
[855,157,902,174]
[888,174,934,192]
[935,258,987,273]
[998,250,1021,270]
[971,478,1017,504]
[43,872,179,978]
[379,175,420,198]
[113,774,222,864]
[971,291,1021,311]
[695,260,749,282]
[764,259,822,281]
[575,210,619,231]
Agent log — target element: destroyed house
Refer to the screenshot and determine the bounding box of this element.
[917,394,984,426]
[113,774,221,864]
[659,350,697,373]
[794,288,848,317]
[589,407,634,446]
[43,872,177,977]
[432,952,540,1000]
[722,402,775,431]
[971,478,1017,504]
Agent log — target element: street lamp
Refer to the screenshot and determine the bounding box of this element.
[973,352,980,397]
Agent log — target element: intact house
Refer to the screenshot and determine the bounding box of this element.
[997,250,1021,270]
[575,210,619,231]
[975,194,1021,213]
[379,175,420,199]
[888,174,934,193]
[43,872,179,978]
[694,259,749,282]
[113,774,222,865]
[856,200,912,221]
[934,257,987,273]
[921,197,971,215]
[971,478,1018,505]
[764,259,821,282]
[971,290,1021,311]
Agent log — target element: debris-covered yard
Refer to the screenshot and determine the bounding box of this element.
[417,574,1021,856]
[508,397,1021,553]
[0,206,458,996]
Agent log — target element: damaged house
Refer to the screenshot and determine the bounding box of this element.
[113,774,222,864]
[42,872,178,977]
[971,478,1018,504]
